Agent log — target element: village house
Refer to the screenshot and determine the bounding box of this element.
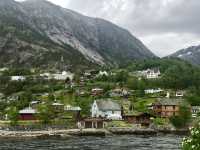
[145,88,163,94]
[75,89,89,97]
[152,98,185,118]
[64,105,81,111]
[39,72,51,80]
[121,101,154,127]
[109,88,130,98]
[83,72,92,79]
[138,68,161,79]
[64,105,81,121]
[83,70,98,79]
[11,76,26,81]
[191,106,200,118]
[123,112,154,127]
[91,88,104,96]
[40,71,74,81]
[97,71,109,77]
[30,100,40,109]
[91,99,122,120]
[146,68,160,79]
[175,91,185,97]
[19,107,37,121]
[53,71,74,81]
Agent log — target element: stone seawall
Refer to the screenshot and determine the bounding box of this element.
[0,128,189,139]
[0,129,108,139]
[108,128,157,135]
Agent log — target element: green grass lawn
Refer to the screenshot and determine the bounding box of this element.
[107,120,133,128]
[134,97,156,112]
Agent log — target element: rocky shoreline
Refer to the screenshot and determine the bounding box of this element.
[0,128,189,140]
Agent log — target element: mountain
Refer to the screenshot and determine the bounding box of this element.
[0,0,155,70]
[170,45,200,66]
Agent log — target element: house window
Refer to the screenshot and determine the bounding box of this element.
[173,106,175,110]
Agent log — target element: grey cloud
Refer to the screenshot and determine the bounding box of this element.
[63,0,200,56]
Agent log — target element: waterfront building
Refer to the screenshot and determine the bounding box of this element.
[91,99,122,120]
[19,107,37,120]
[123,112,154,127]
[191,106,200,118]
[152,98,185,118]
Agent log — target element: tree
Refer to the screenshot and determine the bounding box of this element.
[127,77,138,90]
[48,93,55,102]
[16,91,33,110]
[115,70,128,85]
[186,87,200,106]
[37,104,54,125]
[7,107,19,126]
[75,97,92,116]
[170,105,191,128]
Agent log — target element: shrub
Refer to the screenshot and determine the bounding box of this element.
[170,105,191,128]
[182,125,200,150]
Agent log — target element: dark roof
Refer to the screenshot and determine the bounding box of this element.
[96,99,121,111]
[124,112,154,117]
[82,117,106,121]
[154,98,184,106]
[192,106,200,109]
[147,68,160,73]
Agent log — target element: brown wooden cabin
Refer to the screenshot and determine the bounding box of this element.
[152,98,185,118]
[91,88,104,96]
[123,112,153,127]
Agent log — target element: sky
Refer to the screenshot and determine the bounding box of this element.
[16,0,200,57]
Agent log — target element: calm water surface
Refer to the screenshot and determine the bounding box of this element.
[0,134,183,150]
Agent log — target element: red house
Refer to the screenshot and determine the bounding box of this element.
[19,107,37,120]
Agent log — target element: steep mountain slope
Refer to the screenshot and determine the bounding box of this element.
[170,45,200,65]
[0,0,155,69]
[0,0,95,70]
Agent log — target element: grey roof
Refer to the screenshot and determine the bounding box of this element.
[19,107,37,114]
[192,106,200,109]
[96,99,121,111]
[147,68,160,73]
[154,98,185,106]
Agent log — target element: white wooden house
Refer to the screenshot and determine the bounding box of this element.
[11,76,26,81]
[91,99,122,120]
[145,88,163,94]
[138,68,161,79]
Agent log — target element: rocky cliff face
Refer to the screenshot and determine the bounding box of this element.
[170,45,200,66]
[0,0,155,69]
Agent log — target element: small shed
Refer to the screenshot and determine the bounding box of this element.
[19,107,37,120]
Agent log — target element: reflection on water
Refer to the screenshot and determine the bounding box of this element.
[0,134,183,150]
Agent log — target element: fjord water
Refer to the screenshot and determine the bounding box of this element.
[0,134,182,150]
